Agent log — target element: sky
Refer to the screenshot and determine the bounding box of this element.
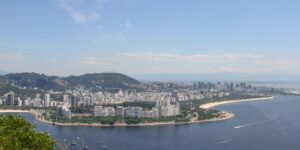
[1,0,300,81]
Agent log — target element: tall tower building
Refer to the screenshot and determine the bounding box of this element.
[44,93,50,107]
[63,94,69,104]
[71,95,78,107]
[6,91,15,106]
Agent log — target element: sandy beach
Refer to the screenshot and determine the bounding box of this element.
[0,96,272,127]
[200,96,274,109]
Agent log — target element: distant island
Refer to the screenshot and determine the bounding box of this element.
[0,72,285,126]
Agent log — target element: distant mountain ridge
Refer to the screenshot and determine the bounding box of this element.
[0,72,144,91]
[0,69,10,75]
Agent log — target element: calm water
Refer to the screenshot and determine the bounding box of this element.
[14,95,300,149]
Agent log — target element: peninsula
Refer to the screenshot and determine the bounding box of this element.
[0,96,273,127]
[0,72,279,127]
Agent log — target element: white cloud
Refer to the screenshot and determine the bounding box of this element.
[3,50,300,78]
[122,19,132,28]
[121,52,263,63]
[93,31,126,43]
[56,0,103,24]
[56,0,132,44]
[0,52,26,60]
[79,57,107,65]
[74,52,300,75]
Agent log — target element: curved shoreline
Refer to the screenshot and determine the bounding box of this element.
[0,96,273,127]
[0,109,234,127]
[200,96,274,109]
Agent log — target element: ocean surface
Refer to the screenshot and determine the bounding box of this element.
[10,95,300,150]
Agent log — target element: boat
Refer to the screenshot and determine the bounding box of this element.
[76,137,80,140]
[71,139,77,146]
[101,145,108,149]
[71,135,77,146]
[84,145,89,149]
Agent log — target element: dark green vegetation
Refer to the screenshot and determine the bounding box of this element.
[65,73,143,90]
[180,99,221,120]
[0,72,144,91]
[0,115,55,150]
[0,83,43,99]
[0,72,65,91]
[70,106,93,114]
[103,101,156,109]
[49,114,189,125]
[121,101,156,109]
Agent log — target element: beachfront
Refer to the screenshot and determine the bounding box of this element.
[200,96,274,109]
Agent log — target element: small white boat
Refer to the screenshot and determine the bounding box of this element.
[102,145,108,149]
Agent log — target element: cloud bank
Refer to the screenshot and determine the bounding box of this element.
[1,51,300,80]
[74,52,300,75]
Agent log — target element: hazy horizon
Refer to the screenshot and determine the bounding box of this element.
[2,70,300,82]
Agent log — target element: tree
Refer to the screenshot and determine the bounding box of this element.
[0,115,55,150]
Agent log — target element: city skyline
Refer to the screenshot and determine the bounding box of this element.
[1,0,300,81]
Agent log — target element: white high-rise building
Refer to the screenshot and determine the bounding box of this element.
[44,93,50,107]
[63,94,69,104]
[17,98,22,107]
[94,106,104,117]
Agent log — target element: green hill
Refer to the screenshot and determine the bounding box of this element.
[0,72,144,91]
[0,72,65,91]
[65,73,142,89]
[0,83,43,99]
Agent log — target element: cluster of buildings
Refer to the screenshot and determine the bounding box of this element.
[0,92,54,107]
[0,81,270,119]
[0,82,256,108]
[93,100,180,118]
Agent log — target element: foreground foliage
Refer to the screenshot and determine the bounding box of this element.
[0,115,55,150]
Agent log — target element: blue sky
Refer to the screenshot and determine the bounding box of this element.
[1,0,300,80]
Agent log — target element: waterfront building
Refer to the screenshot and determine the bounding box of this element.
[156,100,181,117]
[124,107,143,118]
[93,106,116,117]
[142,110,154,118]
[105,107,116,117]
[152,107,160,118]
[94,106,104,117]
[116,106,125,117]
[160,106,170,117]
